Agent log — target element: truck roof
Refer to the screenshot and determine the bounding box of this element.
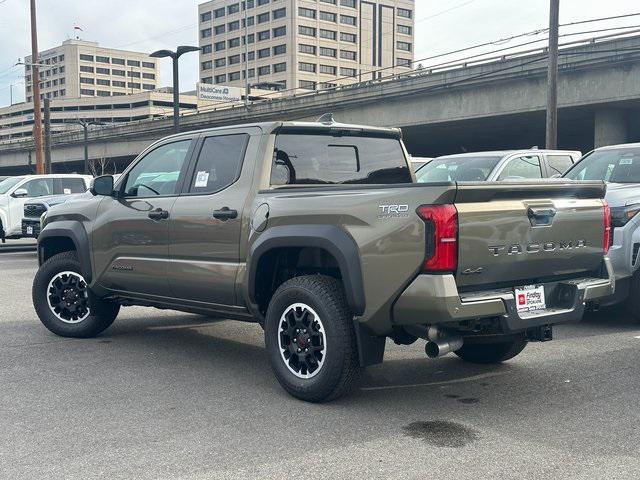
[161,120,402,141]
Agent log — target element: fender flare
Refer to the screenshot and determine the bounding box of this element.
[38,221,92,283]
[248,224,365,316]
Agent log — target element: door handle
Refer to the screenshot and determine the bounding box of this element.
[148,208,169,220]
[212,207,238,221]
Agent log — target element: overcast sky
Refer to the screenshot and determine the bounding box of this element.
[0,0,638,107]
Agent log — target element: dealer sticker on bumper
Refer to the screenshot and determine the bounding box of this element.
[515,285,546,313]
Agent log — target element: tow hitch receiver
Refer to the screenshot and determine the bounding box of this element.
[528,325,553,342]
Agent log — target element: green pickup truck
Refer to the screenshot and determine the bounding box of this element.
[32,120,614,402]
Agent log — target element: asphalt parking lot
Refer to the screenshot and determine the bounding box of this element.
[1,247,640,479]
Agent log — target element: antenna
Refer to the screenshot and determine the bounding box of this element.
[316,113,335,124]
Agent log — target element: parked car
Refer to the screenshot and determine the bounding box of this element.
[32,121,612,402]
[21,174,120,239]
[416,150,581,183]
[564,143,640,316]
[0,174,92,242]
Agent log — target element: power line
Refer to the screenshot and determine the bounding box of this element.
[415,0,479,24]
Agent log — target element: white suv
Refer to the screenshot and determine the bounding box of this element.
[0,175,92,242]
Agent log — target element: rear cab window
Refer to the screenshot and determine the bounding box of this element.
[270,128,412,185]
[546,155,575,176]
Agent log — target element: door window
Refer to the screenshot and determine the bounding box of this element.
[188,134,249,194]
[546,155,574,176]
[55,178,87,194]
[22,178,54,197]
[123,140,192,197]
[498,156,543,180]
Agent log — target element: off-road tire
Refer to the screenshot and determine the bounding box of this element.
[33,251,119,338]
[264,275,362,402]
[454,340,527,364]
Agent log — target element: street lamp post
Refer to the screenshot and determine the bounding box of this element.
[67,120,106,174]
[150,46,200,134]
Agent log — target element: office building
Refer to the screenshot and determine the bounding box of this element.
[198,0,415,93]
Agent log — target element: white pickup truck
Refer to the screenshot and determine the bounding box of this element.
[0,174,92,242]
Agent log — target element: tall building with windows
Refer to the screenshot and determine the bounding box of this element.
[24,39,159,102]
[198,0,415,93]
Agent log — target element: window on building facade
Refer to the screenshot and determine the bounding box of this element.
[340,67,357,77]
[340,0,356,7]
[299,25,316,37]
[96,56,109,63]
[320,47,336,58]
[320,11,336,22]
[215,74,227,83]
[127,60,141,67]
[273,26,286,37]
[258,30,270,41]
[273,62,286,73]
[228,3,240,14]
[215,41,226,51]
[202,61,213,70]
[228,20,240,31]
[202,28,212,38]
[397,8,412,18]
[299,7,316,19]
[79,54,94,61]
[397,41,412,51]
[214,7,225,18]
[112,58,125,65]
[319,64,337,75]
[340,50,357,61]
[299,62,316,73]
[273,7,286,19]
[299,80,316,90]
[273,44,286,55]
[229,71,241,81]
[257,12,270,23]
[215,58,226,67]
[229,37,241,48]
[397,24,412,35]
[257,65,270,76]
[340,32,356,42]
[97,67,110,74]
[320,29,337,40]
[202,44,213,54]
[340,14,356,25]
[396,58,412,67]
[299,44,316,55]
[229,54,241,64]
[258,48,270,58]
[201,11,212,22]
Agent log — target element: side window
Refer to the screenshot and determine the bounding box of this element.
[498,156,543,180]
[22,178,53,197]
[188,134,249,194]
[546,155,574,176]
[123,140,192,197]
[55,178,87,194]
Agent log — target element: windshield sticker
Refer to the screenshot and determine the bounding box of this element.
[195,171,210,188]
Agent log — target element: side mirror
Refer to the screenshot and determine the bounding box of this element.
[11,188,28,198]
[90,175,114,196]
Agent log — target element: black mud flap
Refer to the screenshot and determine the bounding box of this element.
[353,319,386,367]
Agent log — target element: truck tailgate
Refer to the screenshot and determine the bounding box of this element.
[454,181,607,289]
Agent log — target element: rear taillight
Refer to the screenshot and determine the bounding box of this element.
[417,204,458,273]
[603,200,612,254]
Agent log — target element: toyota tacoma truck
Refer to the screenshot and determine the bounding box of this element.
[32,120,614,402]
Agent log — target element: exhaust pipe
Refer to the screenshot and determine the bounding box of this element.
[424,326,463,359]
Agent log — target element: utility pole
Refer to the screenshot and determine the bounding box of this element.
[43,98,52,174]
[546,0,560,149]
[244,1,250,108]
[29,0,45,174]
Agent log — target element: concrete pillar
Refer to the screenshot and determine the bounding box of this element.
[594,109,628,148]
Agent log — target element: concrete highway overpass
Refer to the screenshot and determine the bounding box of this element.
[1,33,640,174]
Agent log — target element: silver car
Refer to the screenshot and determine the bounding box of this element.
[416,149,581,183]
[564,143,640,315]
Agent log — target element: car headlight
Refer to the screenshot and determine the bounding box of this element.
[610,203,640,228]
